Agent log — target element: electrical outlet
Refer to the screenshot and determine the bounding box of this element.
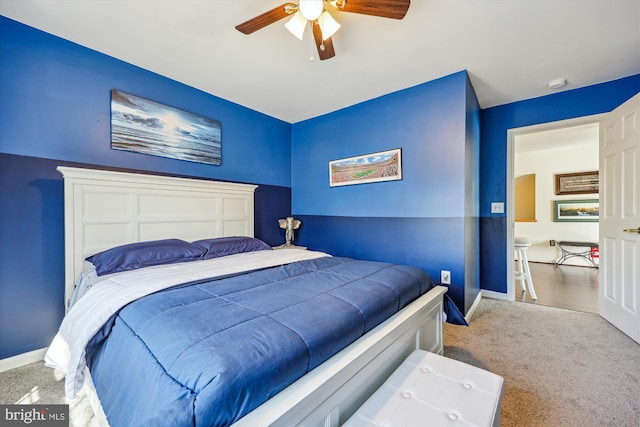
[441,270,451,285]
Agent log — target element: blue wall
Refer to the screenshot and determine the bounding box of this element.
[290,71,481,313]
[480,75,640,294]
[464,76,481,313]
[292,72,467,218]
[0,17,292,359]
[0,17,292,186]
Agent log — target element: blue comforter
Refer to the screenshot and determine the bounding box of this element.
[86,257,436,426]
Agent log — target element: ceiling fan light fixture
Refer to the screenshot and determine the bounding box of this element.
[318,11,341,40]
[236,0,410,61]
[285,11,307,40]
[299,0,323,21]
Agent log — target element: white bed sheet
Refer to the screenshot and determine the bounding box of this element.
[45,248,330,399]
[68,262,117,308]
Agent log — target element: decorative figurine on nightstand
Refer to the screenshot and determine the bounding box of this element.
[274,217,306,249]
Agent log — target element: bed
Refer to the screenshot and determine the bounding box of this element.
[45,166,452,427]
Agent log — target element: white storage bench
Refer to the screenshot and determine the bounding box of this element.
[343,349,504,427]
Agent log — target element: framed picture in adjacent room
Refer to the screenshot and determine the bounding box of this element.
[553,199,599,222]
[555,171,599,195]
[329,148,402,187]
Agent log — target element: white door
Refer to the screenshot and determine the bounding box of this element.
[599,93,640,344]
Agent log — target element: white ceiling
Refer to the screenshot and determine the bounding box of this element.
[515,123,599,153]
[1,0,639,123]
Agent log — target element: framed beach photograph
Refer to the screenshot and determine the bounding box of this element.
[555,171,599,195]
[111,90,222,165]
[329,149,402,187]
[553,199,599,222]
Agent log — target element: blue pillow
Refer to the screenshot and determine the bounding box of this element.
[192,236,271,260]
[87,239,206,276]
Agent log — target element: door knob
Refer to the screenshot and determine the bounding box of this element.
[623,227,640,234]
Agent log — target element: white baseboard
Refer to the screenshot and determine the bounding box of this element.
[0,348,47,373]
[465,292,483,323]
[481,289,509,301]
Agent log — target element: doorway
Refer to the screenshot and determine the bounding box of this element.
[507,115,604,312]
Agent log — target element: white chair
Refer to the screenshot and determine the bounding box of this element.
[515,237,537,300]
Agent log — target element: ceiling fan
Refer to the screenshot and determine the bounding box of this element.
[235,0,411,61]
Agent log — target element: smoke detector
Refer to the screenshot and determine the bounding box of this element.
[548,78,567,89]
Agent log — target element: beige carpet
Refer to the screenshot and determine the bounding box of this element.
[0,361,98,427]
[444,298,640,427]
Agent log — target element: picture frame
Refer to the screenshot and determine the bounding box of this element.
[553,199,599,222]
[111,90,222,165]
[329,149,402,187]
[555,171,599,195]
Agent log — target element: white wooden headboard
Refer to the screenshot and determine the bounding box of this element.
[57,166,257,311]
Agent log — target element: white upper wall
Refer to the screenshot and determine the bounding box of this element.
[514,123,599,266]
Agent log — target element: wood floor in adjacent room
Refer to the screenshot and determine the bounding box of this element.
[517,261,599,314]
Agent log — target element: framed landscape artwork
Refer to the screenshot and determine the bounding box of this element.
[553,199,599,222]
[555,171,599,195]
[329,149,402,187]
[111,90,222,165]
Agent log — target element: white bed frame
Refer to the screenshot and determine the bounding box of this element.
[58,166,446,427]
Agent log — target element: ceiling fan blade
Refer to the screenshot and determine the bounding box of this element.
[312,20,336,60]
[331,0,410,20]
[236,3,297,34]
